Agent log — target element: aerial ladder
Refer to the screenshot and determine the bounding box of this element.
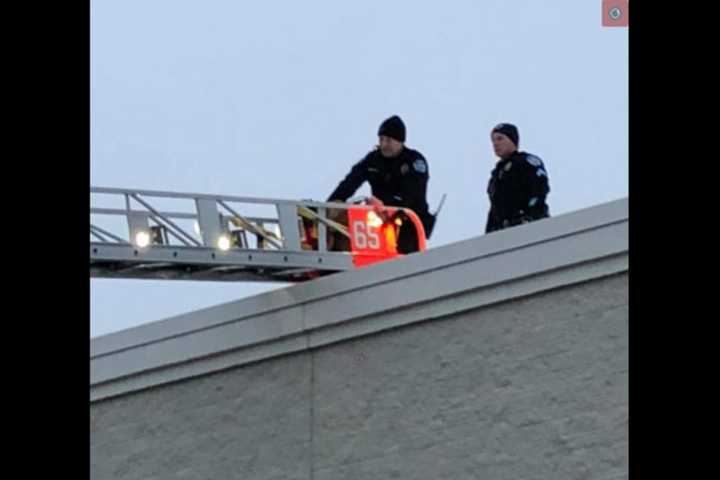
[90,187,435,283]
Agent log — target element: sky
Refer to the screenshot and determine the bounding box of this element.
[90,0,628,338]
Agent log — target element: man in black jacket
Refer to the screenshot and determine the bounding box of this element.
[327,115,433,253]
[486,123,550,233]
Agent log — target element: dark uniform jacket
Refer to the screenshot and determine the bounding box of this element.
[486,151,550,233]
[328,146,433,236]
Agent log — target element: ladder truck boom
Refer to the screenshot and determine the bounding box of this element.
[90,187,427,282]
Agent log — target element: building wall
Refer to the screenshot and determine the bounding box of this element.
[91,272,628,480]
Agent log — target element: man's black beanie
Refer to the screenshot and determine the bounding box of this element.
[378,115,406,143]
[492,123,519,147]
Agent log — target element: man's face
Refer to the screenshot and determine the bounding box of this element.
[491,132,517,159]
[378,135,404,158]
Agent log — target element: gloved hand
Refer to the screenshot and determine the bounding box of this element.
[367,196,391,222]
[519,215,533,224]
[503,211,534,228]
[367,195,384,209]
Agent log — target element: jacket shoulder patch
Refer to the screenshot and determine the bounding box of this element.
[413,158,428,173]
[525,154,543,167]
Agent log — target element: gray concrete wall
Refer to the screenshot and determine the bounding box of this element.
[91,199,628,402]
[91,272,628,480]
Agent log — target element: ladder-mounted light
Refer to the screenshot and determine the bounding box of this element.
[217,234,232,251]
[134,230,151,248]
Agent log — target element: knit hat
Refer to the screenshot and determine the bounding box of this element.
[491,123,519,147]
[378,115,406,143]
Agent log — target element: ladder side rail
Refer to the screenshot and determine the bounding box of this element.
[130,194,202,247]
[93,186,316,207]
[92,208,197,220]
[195,198,225,248]
[148,214,195,247]
[91,210,194,247]
[297,205,350,238]
[275,203,303,251]
[90,224,130,244]
[90,228,109,243]
[316,207,326,252]
[91,207,278,226]
[217,200,283,250]
[92,187,363,210]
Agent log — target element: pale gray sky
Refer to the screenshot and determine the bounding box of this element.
[90,0,628,337]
